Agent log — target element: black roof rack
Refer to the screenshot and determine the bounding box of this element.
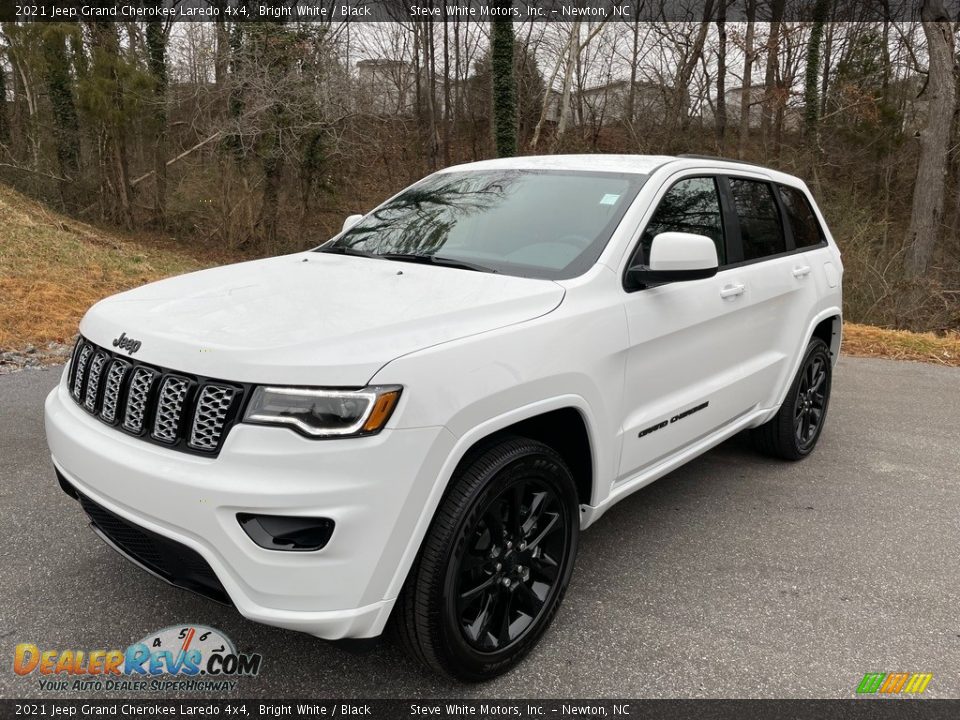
[675,154,769,168]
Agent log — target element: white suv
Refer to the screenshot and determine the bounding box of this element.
[45,155,842,680]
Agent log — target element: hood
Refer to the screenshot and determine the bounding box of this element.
[79,252,565,385]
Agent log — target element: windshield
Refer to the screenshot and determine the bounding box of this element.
[318,169,647,279]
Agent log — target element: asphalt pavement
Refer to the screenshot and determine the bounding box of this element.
[1,357,958,699]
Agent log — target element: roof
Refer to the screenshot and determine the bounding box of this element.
[439,154,675,176]
[437,154,803,184]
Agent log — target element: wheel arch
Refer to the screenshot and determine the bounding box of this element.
[381,396,599,603]
[812,313,842,364]
[456,407,594,510]
[766,307,842,418]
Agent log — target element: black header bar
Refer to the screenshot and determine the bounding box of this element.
[4,0,955,23]
[3,699,960,719]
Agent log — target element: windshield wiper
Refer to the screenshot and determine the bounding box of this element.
[316,245,375,258]
[379,253,496,273]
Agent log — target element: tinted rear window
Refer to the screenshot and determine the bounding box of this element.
[779,185,824,249]
[728,178,786,261]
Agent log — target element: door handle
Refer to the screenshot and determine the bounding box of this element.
[719,283,745,299]
[792,265,812,278]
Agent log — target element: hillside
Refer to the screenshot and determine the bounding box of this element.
[0,184,958,368]
[0,184,219,351]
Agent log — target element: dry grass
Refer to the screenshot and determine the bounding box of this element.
[842,322,960,367]
[0,185,228,349]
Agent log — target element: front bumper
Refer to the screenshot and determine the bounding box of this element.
[45,379,453,639]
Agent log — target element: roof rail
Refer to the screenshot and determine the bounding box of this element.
[675,154,769,169]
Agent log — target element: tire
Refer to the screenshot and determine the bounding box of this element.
[752,336,833,461]
[395,436,580,681]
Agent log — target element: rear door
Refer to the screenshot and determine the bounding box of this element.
[718,176,827,411]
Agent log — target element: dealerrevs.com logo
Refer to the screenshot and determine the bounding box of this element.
[12,625,262,693]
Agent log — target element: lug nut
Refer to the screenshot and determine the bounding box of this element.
[501,577,512,587]
[519,541,527,551]
[495,562,502,571]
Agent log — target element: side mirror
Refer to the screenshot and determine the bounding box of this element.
[341,214,363,234]
[625,232,718,289]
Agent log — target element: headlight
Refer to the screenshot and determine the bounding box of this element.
[242,385,402,438]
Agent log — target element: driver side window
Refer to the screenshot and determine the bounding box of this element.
[632,177,725,266]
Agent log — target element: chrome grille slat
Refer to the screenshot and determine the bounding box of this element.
[69,337,240,454]
[72,344,93,400]
[189,385,236,451]
[152,376,190,443]
[83,352,108,412]
[122,367,156,434]
[99,359,131,423]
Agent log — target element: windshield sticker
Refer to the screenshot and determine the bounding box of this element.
[599,193,620,206]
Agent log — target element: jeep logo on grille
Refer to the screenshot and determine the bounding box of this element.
[112,332,142,356]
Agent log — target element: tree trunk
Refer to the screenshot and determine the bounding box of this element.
[803,0,828,136]
[214,13,228,86]
[715,1,727,150]
[556,22,580,139]
[903,1,956,277]
[625,17,640,128]
[442,16,451,166]
[737,0,756,158]
[673,0,714,131]
[146,21,168,226]
[760,0,785,154]
[426,15,440,169]
[41,26,80,206]
[819,22,832,118]
[0,49,11,146]
[530,36,567,149]
[88,22,133,228]
[490,3,517,157]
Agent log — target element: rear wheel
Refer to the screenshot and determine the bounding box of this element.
[395,437,580,681]
[752,337,832,460]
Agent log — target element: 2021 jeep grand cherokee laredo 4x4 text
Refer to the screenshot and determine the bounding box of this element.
[45,154,842,680]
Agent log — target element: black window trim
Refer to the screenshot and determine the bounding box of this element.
[721,174,791,264]
[718,174,829,270]
[621,171,830,290]
[775,182,828,250]
[621,173,731,292]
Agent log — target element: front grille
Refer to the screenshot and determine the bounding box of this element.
[122,367,156,434]
[99,359,130,423]
[68,337,243,456]
[152,375,189,443]
[190,385,236,451]
[83,352,108,411]
[70,480,231,605]
[72,344,93,401]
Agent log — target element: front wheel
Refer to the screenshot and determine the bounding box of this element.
[752,336,833,460]
[395,437,580,681]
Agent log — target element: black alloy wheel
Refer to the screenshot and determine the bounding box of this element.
[794,350,828,452]
[395,436,579,681]
[454,478,569,653]
[751,336,833,461]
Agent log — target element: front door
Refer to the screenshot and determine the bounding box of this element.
[617,175,760,480]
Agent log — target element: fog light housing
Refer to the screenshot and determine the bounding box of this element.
[238,513,335,552]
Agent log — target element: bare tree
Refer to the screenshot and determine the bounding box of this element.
[903,0,956,277]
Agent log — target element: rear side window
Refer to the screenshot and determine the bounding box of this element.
[728,178,785,261]
[778,185,824,248]
[636,177,725,265]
